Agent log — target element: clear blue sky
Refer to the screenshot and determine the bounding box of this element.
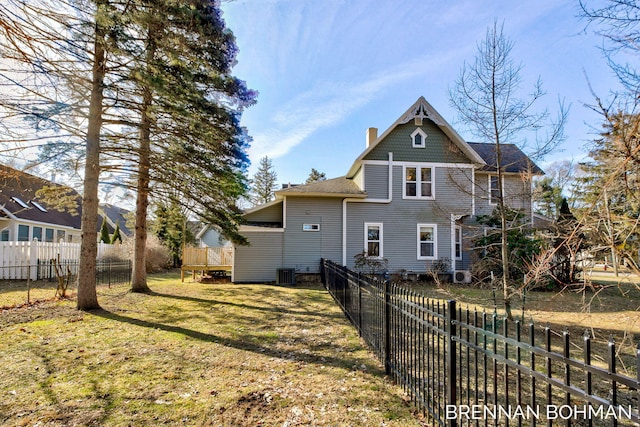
[221,0,623,185]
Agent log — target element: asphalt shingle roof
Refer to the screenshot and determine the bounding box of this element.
[467,142,544,174]
[0,165,82,229]
[276,176,366,197]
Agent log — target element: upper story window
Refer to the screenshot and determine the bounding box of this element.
[404,166,434,199]
[364,222,383,257]
[489,175,501,205]
[411,128,427,148]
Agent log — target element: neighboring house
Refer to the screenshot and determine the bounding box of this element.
[195,224,232,248]
[0,165,82,243]
[233,97,542,283]
[99,203,133,238]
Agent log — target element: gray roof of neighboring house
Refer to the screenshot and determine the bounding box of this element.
[0,165,82,229]
[100,203,133,237]
[276,176,366,198]
[467,142,544,174]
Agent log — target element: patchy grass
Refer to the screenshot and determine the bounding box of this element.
[0,272,421,426]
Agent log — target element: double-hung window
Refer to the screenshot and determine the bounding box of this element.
[489,175,500,205]
[18,225,29,241]
[454,226,462,260]
[404,166,434,199]
[417,224,437,260]
[364,223,383,257]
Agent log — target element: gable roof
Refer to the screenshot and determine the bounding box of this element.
[347,97,486,178]
[0,165,82,229]
[467,142,544,174]
[275,176,366,198]
[100,203,133,237]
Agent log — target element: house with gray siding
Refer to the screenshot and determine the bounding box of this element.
[232,97,541,283]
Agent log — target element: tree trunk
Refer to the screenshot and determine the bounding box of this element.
[131,21,156,293]
[77,2,107,310]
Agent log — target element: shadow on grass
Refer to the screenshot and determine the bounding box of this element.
[145,289,345,321]
[91,308,378,374]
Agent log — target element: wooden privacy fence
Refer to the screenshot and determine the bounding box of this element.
[321,258,640,426]
[181,246,233,281]
[0,241,129,280]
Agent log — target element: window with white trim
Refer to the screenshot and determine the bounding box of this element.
[454,226,462,260]
[489,175,500,205]
[33,226,42,241]
[1,229,9,241]
[417,224,437,260]
[404,166,434,199]
[18,224,29,241]
[364,223,383,257]
[411,128,427,148]
[45,228,54,243]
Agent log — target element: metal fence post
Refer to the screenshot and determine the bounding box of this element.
[383,280,391,375]
[447,299,457,427]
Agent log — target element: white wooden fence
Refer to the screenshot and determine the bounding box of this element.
[0,241,130,280]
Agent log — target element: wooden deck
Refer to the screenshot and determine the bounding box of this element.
[181,246,233,282]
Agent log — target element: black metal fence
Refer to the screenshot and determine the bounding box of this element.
[321,258,640,426]
[2,259,133,286]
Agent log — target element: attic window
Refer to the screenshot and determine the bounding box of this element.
[31,201,47,212]
[411,128,427,148]
[11,197,29,209]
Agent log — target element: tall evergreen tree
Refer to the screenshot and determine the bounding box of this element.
[111,222,123,243]
[251,156,277,206]
[306,168,327,184]
[99,217,111,244]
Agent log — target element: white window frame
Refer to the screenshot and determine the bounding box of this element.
[410,128,427,148]
[489,174,502,205]
[454,226,462,260]
[364,222,383,258]
[302,223,320,232]
[403,165,434,200]
[417,223,437,260]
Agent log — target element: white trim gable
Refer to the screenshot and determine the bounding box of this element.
[346,96,486,178]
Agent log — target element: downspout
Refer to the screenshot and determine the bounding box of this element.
[342,152,394,265]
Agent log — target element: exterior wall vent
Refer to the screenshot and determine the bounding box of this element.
[454,270,472,284]
[276,268,296,285]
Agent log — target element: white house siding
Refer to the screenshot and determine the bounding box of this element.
[345,164,474,272]
[233,231,283,283]
[283,197,342,273]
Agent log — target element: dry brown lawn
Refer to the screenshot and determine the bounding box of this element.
[0,272,422,426]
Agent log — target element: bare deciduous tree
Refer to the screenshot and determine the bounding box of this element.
[449,20,567,319]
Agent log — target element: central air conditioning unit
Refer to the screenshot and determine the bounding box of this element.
[454,270,472,284]
[276,268,296,285]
